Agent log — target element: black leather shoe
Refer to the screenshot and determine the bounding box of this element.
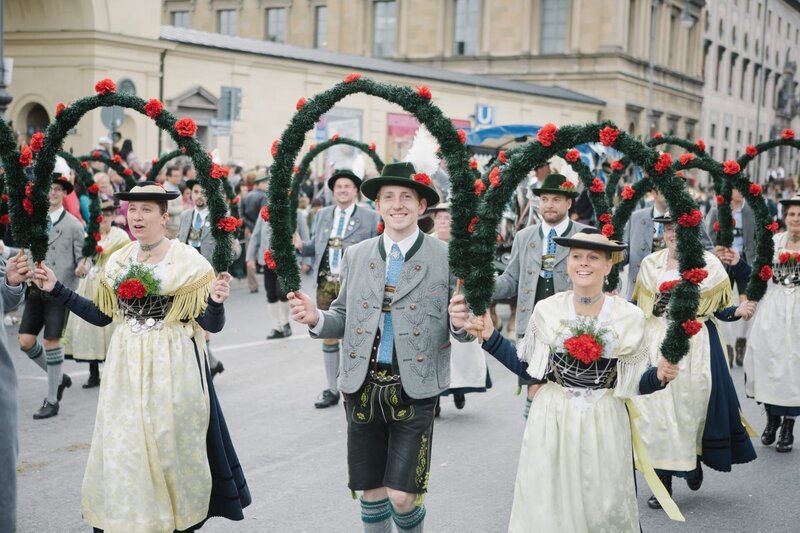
[735,338,746,366]
[777,418,795,453]
[726,345,734,368]
[647,474,672,509]
[266,329,285,340]
[686,461,703,491]
[762,414,782,446]
[82,375,101,389]
[57,374,72,401]
[454,393,466,410]
[314,389,340,408]
[282,323,292,338]
[33,399,59,420]
[434,402,441,418]
[210,362,225,378]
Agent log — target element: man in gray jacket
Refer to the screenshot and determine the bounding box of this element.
[493,173,586,417]
[293,169,380,408]
[19,169,84,419]
[1,251,31,533]
[289,162,469,533]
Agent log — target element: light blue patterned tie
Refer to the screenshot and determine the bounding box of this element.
[542,228,557,279]
[377,243,404,364]
[331,209,346,270]
[191,211,202,246]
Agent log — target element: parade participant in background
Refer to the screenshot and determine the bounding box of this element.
[63,200,130,388]
[631,215,757,508]
[707,187,756,366]
[0,251,32,533]
[428,202,491,415]
[32,182,250,532]
[290,159,471,533]
[452,227,680,532]
[242,173,268,294]
[163,165,185,238]
[248,195,310,339]
[492,173,587,418]
[745,195,800,452]
[294,167,380,409]
[177,179,240,377]
[19,157,84,419]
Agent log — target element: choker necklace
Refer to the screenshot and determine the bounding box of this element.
[140,238,164,252]
[790,234,800,244]
[575,293,603,306]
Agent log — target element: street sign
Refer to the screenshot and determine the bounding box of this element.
[211,118,231,137]
[100,106,124,131]
[219,86,242,121]
[475,104,494,126]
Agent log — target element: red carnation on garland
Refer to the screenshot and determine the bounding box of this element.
[55,103,66,117]
[88,183,100,194]
[97,216,104,223]
[369,142,376,151]
[263,250,277,270]
[344,72,362,83]
[723,160,741,175]
[22,198,33,215]
[331,134,340,141]
[675,170,685,178]
[231,196,240,205]
[498,150,508,164]
[759,265,773,281]
[679,152,695,166]
[537,123,557,147]
[92,150,102,158]
[659,280,681,293]
[416,85,432,100]
[292,166,300,174]
[123,168,133,177]
[93,232,102,241]
[749,183,763,196]
[610,159,623,171]
[654,153,672,173]
[210,164,229,179]
[589,178,605,194]
[469,159,478,170]
[457,129,467,144]
[677,209,703,228]
[217,216,243,233]
[259,206,270,222]
[599,213,612,224]
[745,145,758,157]
[682,320,702,337]
[0,194,7,202]
[413,173,432,186]
[296,97,306,111]
[695,139,706,151]
[713,221,720,232]
[117,279,146,300]
[113,154,122,163]
[271,140,280,157]
[601,223,615,238]
[180,147,187,154]
[0,215,9,225]
[30,132,44,153]
[598,126,620,147]
[144,99,163,119]
[782,129,795,140]
[175,117,197,138]
[468,216,478,233]
[474,178,487,196]
[489,167,501,188]
[94,78,116,95]
[565,149,580,163]
[18,145,33,167]
[563,334,604,364]
[716,195,724,205]
[308,143,316,151]
[766,222,779,233]
[377,221,384,234]
[682,268,709,284]
[652,132,663,139]
[621,185,635,200]
[95,245,104,254]
[81,162,89,169]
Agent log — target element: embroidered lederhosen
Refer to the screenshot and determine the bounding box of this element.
[316,244,341,311]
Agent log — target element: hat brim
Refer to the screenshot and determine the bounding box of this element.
[51,179,74,195]
[254,176,269,184]
[115,191,180,201]
[327,173,362,190]
[653,216,674,224]
[426,202,450,214]
[552,236,627,253]
[779,197,800,207]
[360,177,440,206]
[532,187,579,198]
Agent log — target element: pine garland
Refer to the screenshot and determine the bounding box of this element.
[19,80,233,272]
[0,152,10,241]
[78,152,138,191]
[290,136,385,233]
[147,148,184,181]
[268,74,471,292]
[462,122,705,363]
[56,151,102,258]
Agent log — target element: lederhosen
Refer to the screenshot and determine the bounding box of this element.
[518,221,572,387]
[317,207,359,311]
[343,233,436,495]
[184,209,205,256]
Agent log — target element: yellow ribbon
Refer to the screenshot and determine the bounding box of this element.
[740,409,758,438]
[626,400,686,522]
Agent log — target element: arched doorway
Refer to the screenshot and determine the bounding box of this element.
[23,102,49,138]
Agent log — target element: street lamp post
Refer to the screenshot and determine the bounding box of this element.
[0,0,12,118]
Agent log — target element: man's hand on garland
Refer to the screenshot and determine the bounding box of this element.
[5,250,30,287]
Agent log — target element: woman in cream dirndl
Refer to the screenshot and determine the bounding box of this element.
[449,228,681,532]
[63,200,131,388]
[744,195,800,452]
[32,183,250,533]
[632,215,757,508]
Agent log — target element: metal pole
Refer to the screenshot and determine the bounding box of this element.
[647,0,659,136]
[0,0,14,119]
[229,89,234,160]
[754,0,769,183]
[158,49,166,156]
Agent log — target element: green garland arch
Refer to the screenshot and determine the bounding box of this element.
[56,151,103,258]
[25,79,234,272]
[146,148,184,181]
[267,73,472,292]
[462,122,705,363]
[78,152,138,191]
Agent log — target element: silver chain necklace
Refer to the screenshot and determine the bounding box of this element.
[575,293,603,306]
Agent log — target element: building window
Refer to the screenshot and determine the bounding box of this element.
[540,0,568,54]
[266,7,287,43]
[315,5,328,49]
[737,129,742,143]
[740,58,750,99]
[373,1,397,57]
[171,10,190,28]
[218,9,237,36]
[752,64,760,103]
[724,126,729,141]
[748,131,753,144]
[714,46,724,92]
[453,0,479,56]
[711,123,717,138]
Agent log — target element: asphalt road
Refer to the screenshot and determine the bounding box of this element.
[11,275,799,532]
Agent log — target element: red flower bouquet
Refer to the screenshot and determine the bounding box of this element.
[563,334,604,364]
[117,279,146,299]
